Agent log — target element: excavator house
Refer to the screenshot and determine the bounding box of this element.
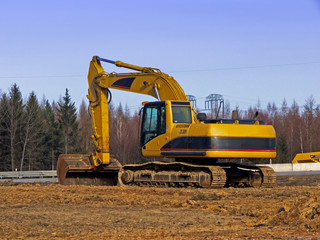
[57,56,277,188]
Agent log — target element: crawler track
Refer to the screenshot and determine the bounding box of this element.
[118,162,276,188]
[118,162,227,188]
[219,163,277,188]
[259,166,277,188]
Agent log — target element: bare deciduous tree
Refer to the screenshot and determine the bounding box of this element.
[20,92,43,171]
[5,84,24,171]
[78,100,93,153]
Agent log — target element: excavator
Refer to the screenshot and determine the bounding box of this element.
[57,56,277,188]
[292,152,320,163]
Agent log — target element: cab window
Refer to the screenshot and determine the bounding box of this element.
[172,106,192,123]
[143,107,158,132]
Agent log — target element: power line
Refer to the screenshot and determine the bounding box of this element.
[1,61,320,79]
[170,61,320,73]
[0,75,84,79]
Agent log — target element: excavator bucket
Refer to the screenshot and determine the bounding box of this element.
[57,154,121,186]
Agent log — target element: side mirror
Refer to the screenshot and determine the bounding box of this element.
[197,113,207,121]
[139,107,143,116]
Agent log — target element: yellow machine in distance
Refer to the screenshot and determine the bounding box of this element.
[292,152,320,163]
[57,56,277,188]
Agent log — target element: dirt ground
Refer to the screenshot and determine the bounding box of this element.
[1,175,320,239]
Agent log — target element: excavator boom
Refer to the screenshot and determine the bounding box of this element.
[94,57,188,101]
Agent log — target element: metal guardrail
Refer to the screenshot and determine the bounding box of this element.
[0,171,56,179]
[257,163,320,176]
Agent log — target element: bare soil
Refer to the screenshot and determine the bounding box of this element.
[1,175,320,239]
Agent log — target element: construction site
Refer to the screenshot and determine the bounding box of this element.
[0,175,320,239]
[1,1,320,239]
[1,56,320,239]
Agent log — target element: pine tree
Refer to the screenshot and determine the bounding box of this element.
[276,132,289,163]
[42,100,62,170]
[57,89,79,154]
[0,93,11,171]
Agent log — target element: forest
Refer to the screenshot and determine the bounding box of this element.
[0,83,319,171]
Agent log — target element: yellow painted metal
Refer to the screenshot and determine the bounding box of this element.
[292,152,320,163]
[92,57,189,104]
[87,57,111,165]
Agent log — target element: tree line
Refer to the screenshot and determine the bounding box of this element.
[0,84,319,171]
[0,84,140,171]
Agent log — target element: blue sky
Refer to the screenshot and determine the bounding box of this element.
[1,0,320,113]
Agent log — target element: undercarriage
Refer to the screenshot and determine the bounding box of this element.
[57,155,276,188]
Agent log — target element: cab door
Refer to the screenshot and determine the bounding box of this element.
[140,102,166,147]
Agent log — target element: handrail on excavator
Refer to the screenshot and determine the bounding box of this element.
[96,57,116,64]
[95,56,146,72]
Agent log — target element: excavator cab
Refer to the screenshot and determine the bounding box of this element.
[140,100,194,146]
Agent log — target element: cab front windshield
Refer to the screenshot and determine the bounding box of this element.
[172,106,192,123]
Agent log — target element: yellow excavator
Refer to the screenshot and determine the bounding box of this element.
[292,152,320,163]
[57,56,277,188]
